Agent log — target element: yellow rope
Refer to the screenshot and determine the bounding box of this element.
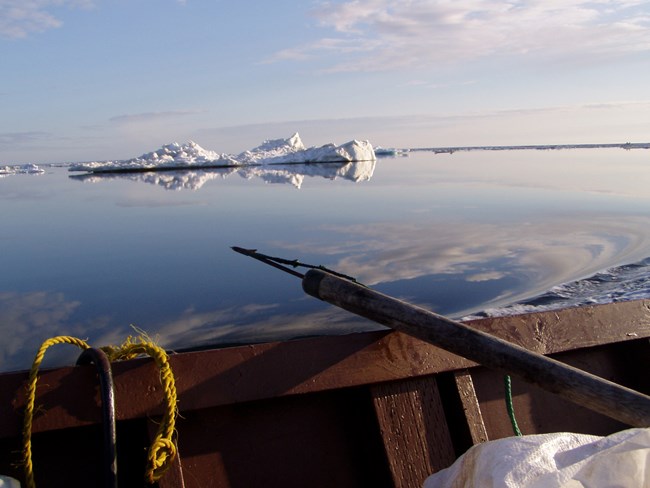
[22,336,90,488]
[22,334,178,486]
[102,336,179,483]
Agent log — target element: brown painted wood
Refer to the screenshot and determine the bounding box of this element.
[453,370,488,444]
[2,300,650,487]
[163,388,393,488]
[473,340,650,440]
[303,270,650,426]
[371,376,456,487]
[471,299,650,354]
[2,299,650,438]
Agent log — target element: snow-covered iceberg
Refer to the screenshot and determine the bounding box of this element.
[69,133,376,173]
[68,141,236,173]
[0,163,45,177]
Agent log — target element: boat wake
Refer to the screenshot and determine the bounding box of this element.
[466,256,650,319]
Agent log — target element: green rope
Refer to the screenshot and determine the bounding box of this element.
[504,374,522,436]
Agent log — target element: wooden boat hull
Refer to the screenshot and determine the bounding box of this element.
[1,299,649,487]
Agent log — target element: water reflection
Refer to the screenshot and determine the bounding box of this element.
[0,290,373,372]
[0,291,93,371]
[4,149,650,373]
[3,213,650,372]
[69,167,236,190]
[69,161,376,190]
[277,215,650,314]
[150,303,374,352]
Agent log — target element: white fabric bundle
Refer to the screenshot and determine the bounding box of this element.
[424,428,650,487]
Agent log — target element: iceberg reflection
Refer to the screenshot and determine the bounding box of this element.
[69,160,376,190]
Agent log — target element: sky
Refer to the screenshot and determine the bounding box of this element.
[1,0,650,164]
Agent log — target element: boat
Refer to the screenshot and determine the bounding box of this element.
[0,273,649,487]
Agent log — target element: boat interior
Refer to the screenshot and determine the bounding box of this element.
[1,299,649,487]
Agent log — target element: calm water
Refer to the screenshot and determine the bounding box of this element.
[2,149,649,372]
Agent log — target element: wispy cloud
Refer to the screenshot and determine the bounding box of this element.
[108,110,201,125]
[195,99,650,147]
[269,0,650,71]
[0,131,51,146]
[399,79,477,89]
[0,0,94,39]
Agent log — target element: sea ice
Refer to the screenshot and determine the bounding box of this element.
[69,141,236,172]
[374,146,410,157]
[0,163,45,177]
[69,133,376,173]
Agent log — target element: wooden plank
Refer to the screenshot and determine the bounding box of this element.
[164,389,392,488]
[3,299,650,437]
[471,299,650,354]
[302,271,650,427]
[473,341,650,440]
[371,376,456,487]
[453,369,488,444]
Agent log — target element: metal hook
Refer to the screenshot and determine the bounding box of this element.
[77,348,118,488]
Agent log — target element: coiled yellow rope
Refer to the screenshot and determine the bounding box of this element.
[22,336,90,488]
[102,336,178,483]
[22,334,178,487]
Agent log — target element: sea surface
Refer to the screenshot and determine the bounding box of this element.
[2,148,650,372]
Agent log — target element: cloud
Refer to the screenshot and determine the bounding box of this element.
[0,131,51,146]
[270,0,650,71]
[194,99,650,152]
[108,110,201,125]
[0,0,93,39]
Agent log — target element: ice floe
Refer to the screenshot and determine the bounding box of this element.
[374,146,410,157]
[463,256,650,320]
[69,133,376,173]
[0,163,45,177]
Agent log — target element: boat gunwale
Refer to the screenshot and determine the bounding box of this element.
[1,299,649,438]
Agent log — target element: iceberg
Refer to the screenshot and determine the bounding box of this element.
[68,141,237,173]
[236,133,306,164]
[69,133,376,173]
[0,163,45,177]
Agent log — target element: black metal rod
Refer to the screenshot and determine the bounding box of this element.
[77,348,118,488]
[231,246,305,278]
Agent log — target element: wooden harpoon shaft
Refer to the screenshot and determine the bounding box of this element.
[302,269,650,428]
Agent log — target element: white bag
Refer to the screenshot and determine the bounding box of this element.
[424,428,650,487]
